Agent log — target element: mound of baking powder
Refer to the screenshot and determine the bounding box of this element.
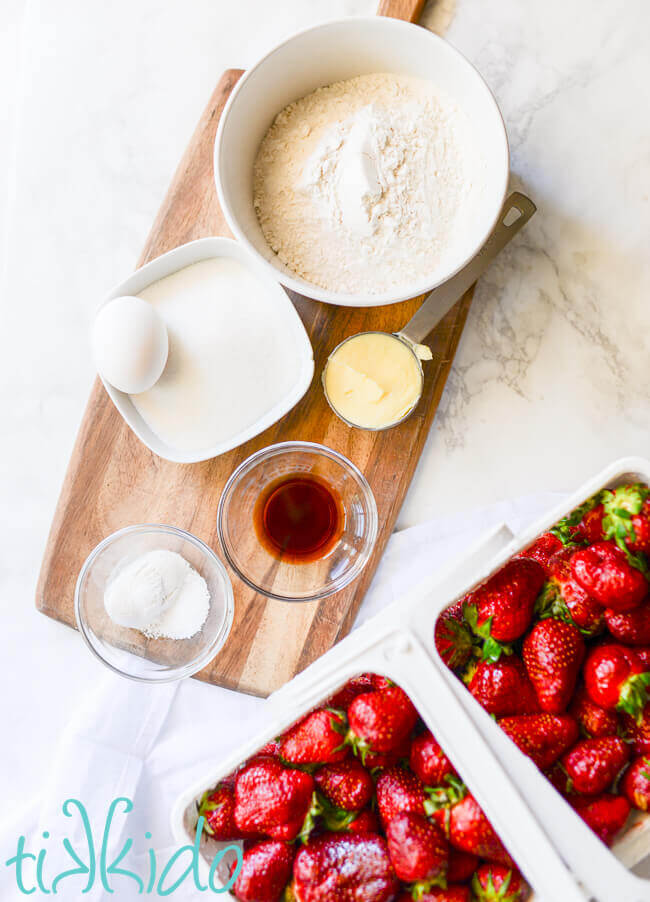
[104,549,209,640]
[253,73,481,295]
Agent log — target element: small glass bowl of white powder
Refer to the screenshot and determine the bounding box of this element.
[75,524,234,682]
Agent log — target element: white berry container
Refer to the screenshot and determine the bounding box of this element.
[214,17,509,308]
[171,457,650,902]
[97,237,314,464]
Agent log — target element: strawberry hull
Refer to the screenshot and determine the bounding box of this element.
[172,458,650,902]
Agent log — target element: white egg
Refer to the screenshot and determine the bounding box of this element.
[92,296,168,394]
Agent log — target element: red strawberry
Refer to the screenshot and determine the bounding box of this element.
[472,864,528,902]
[345,808,380,835]
[198,785,245,840]
[245,752,283,771]
[516,532,563,576]
[327,674,374,710]
[569,793,631,846]
[498,714,578,769]
[371,675,393,691]
[463,559,545,655]
[577,505,606,544]
[561,736,629,794]
[314,759,373,811]
[621,756,650,811]
[234,760,314,841]
[254,740,282,760]
[537,547,605,636]
[571,541,647,612]
[522,619,584,713]
[231,840,293,902]
[621,701,650,755]
[583,642,650,719]
[447,849,479,883]
[362,733,412,770]
[568,685,619,738]
[347,687,418,759]
[435,601,475,670]
[397,890,471,902]
[386,812,449,888]
[292,833,399,902]
[410,731,458,785]
[375,766,426,829]
[543,761,575,798]
[601,484,650,554]
[446,794,514,867]
[605,601,650,645]
[465,656,540,717]
[279,708,348,766]
[635,647,650,669]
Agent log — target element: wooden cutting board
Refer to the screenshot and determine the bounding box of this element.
[36,0,475,696]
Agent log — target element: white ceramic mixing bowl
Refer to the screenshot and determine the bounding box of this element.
[214,17,509,307]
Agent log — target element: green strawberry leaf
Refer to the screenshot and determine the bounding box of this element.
[550,493,603,545]
[462,603,480,634]
[278,755,320,775]
[481,636,513,664]
[346,730,372,766]
[423,774,467,815]
[197,788,227,835]
[327,708,350,752]
[462,604,512,663]
[534,581,558,618]
[602,485,650,576]
[472,866,513,900]
[602,515,649,574]
[640,759,650,782]
[298,792,323,844]
[410,874,447,900]
[617,672,650,722]
[326,707,348,731]
[603,485,649,518]
[318,795,358,833]
[461,660,478,686]
[537,586,579,630]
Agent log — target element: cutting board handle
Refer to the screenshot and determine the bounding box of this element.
[377,0,427,23]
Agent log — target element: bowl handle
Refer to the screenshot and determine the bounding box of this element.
[398,193,536,346]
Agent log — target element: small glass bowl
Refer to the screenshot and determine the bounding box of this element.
[217,441,378,601]
[75,524,234,682]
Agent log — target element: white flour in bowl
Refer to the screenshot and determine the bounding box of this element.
[253,73,482,296]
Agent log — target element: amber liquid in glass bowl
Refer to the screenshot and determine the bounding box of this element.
[254,474,344,564]
[217,441,378,602]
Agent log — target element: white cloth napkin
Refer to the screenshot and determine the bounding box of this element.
[0,494,565,901]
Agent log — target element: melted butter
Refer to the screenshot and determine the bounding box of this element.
[324,332,423,429]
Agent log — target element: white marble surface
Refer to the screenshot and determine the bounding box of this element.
[2,0,650,836]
